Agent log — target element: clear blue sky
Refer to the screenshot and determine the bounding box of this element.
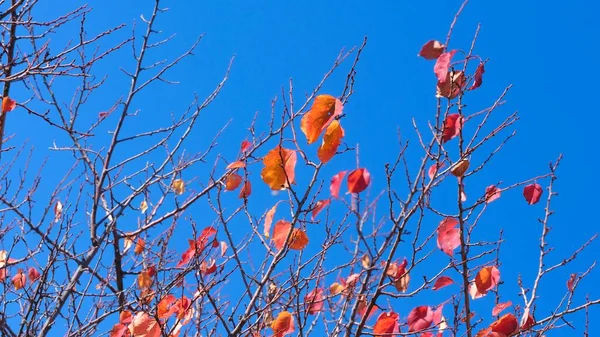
[9,0,599,335]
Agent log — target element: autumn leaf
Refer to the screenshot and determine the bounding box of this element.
[2,96,16,113]
[523,183,543,205]
[172,179,185,195]
[54,201,63,223]
[418,40,445,60]
[137,270,153,289]
[12,269,26,290]
[489,314,518,336]
[474,266,501,296]
[437,217,460,256]
[261,146,297,190]
[226,160,245,170]
[394,273,410,293]
[407,306,433,332]
[140,200,148,214]
[361,254,371,269]
[432,276,454,290]
[272,220,309,251]
[330,171,347,198]
[225,173,243,191]
[134,238,145,255]
[271,311,294,337]
[450,160,469,177]
[373,311,399,337]
[305,288,324,314]
[200,258,217,275]
[434,50,457,82]
[311,199,330,220]
[28,267,41,283]
[240,140,252,153]
[176,227,217,267]
[485,185,501,203]
[470,62,485,90]
[317,120,345,163]
[567,273,576,292]
[129,312,161,337]
[441,114,463,143]
[220,241,228,257]
[239,180,251,198]
[300,94,343,144]
[492,301,512,316]
[436,71,466,99]
[520,312,535,330]
[347,168,371,194]
[157,294,178,319]
[263,201,282,239]
[428,162,445,180]
[383,258,407,280]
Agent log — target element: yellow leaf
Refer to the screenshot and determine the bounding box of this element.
[172,179,185,195]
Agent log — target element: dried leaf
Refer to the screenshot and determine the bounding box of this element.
[54,201,63,223]
[2,96,16,113]
[485,186,501,203]
[134,239,145,255]
[567,273,576,292]
[12,269,26,290]
[492,301,512,316]
[470,62,485,90]
[419,40,445,60]
[138,270,153,289]
[300,94,343,144]
[172,179,185,195]
[394,273,410,292]
[347,168,371,194]
[450,160,469,177]
[317,120,345,163]
[436,70,466,99]
[140,200,148,214]
[261,146,297,190]
[263,201,282,239]
[226,161,246,170]
[361,254,371,269]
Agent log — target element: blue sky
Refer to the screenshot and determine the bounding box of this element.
[7,0,599,335]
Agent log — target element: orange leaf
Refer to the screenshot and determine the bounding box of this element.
[270,311,294,337]
[373,311,399,337]
[134,238,145,255]
[261,146,297,190]
[347,168,371,194]
[226,160,246,170]
[225,173,243,191]
[172,179,185,195]
[311,199,330,220]
[330,171,347,198]
[129,312,161,337]
[489,314,518,336]
[263,201,282,239]
[12,269,26,290]
[239,180,251,198]
[317,120,345,163]
[2,96,16,113]
[272,220,309,251]
[240,140,251,152]
[475,266,500,295]
[394,272,410,293]
[300,94,343,144]
[137,270,153,289]
[157,294,178,319]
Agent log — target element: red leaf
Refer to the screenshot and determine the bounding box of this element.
[2,96,16,113]
[436,71,466,99]
[272,220,309,251]
[330,171,347,198]
[437,217,460,256]
[428,162,445,180]
[490,314,518,336]
[470,62,485,90]
[434,50,457,82]
[28,267,41,283]
[492,301,512,316]
[225,173,243,191]
[305,288,324,314]
[485,185,501,203]
[240,140,251,152]
[567,273,576,292]
[432,276,454,290]
[383,258,408,280]
[373,311,400,337]
[239,180,251,198]
[311,199,330,220]
[176,227,216,267]
[441,114,463,143]
[407,306,434,332]
[523,184,543,205]
[418,40,445,60]
[520,312,535,330]
[347,168,371,194]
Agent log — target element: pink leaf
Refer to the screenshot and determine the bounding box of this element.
[437,217,461,256]
[434,50,457,82]
[441,114,463,143]
[492,301,512,316]
[485,185,501,203]
[418,40,445,60]
[305,288,324,314]
[432,276,454,290]
[311,199,330,220]
[567,273,576,292]
[428,162,445,180]
[407,306,434,332]
[523,184,543,205]
[330,171,347,198]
